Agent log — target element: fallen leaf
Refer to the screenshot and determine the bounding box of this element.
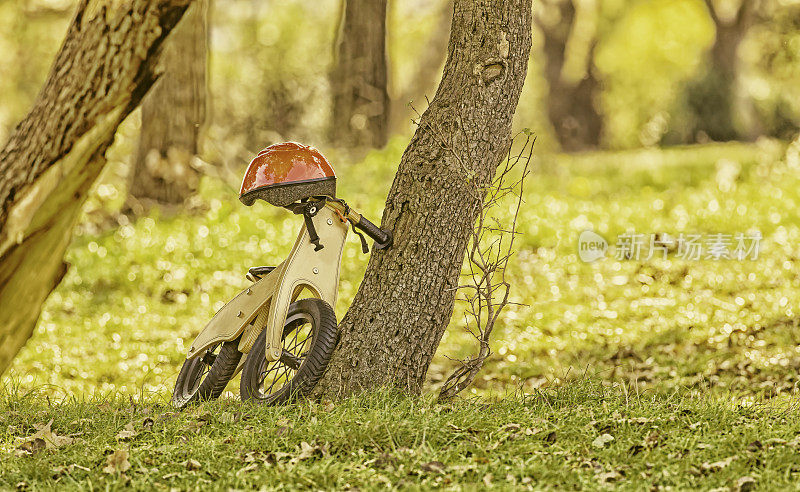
[16,420,74,454]
[644,431,661,448]
[746,440,762,452]
[421,461,446,474]
[184,459,202,471]
[371,453,398,469]
[297,442,317,460]
[597,470,621,483]
[735,476,756,492]
[238,463,259,475]
[103,450,131,474]
[592,433,615,448]
[701,456,734,472]
[500,423,521,432]
[116,422,136,441]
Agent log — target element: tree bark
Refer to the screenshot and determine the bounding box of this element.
[129,0,207,210]
[535,0,603,152]
[330,0,390,148]
[315,0,532,398]
[0,0,193,376]
[684,0,758,142]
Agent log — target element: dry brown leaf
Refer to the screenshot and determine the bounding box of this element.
[500,423,521,432]
[421,461,446,474]
[735,476,756,492]
[297,442,317,460]
[644,431,661,448]
[700,456,734,472]
[116,422,136,441]
[16,420,74,454]
[592,433,614,448]
[103,449,131,474]
[597,470,621,483]
[237,463,259,475]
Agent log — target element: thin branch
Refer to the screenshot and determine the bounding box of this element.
[438,133,534,402]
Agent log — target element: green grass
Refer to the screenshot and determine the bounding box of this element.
[4,136,800,488]
[3,384,800,490]
[7,137,800,399]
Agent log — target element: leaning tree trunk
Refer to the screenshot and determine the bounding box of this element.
[535,0,603,152]
[330,0,390,148]
[315,0,532,398]
[129,0,207,211]
[0,0,193,376]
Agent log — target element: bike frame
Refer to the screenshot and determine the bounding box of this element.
[185,202,348,364]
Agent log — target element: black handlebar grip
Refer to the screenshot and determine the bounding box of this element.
[356,216,393,250]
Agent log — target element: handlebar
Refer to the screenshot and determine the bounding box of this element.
[301,197,393,251]
[353,215,393,250]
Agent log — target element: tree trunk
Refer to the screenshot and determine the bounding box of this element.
[315,0,532,398]
[129,0,207,210]
[536,0,603,152]
[330,0,390,148]
[684,0,757,142]
[0,0,193,376]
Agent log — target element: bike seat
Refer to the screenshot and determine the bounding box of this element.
[247,266,276,281]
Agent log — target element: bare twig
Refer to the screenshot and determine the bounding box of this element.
[437,132,534,402]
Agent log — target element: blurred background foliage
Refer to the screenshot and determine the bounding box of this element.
[2,0,799,154]
[2,0,800,397]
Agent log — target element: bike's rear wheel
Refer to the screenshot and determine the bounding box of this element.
[240,298,337,404]
[172,337,242,409]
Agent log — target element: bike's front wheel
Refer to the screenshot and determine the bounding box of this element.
[171,337,242,409]
[240,298,337,404]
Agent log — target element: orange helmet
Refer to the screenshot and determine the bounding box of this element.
[239,142,336,207]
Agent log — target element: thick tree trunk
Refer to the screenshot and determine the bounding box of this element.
[684,0,757,142]
[330,0,390,148]
[316,0,532,398]
[536,0,603,152]
[129,0,207,210]
[0,0,193,376]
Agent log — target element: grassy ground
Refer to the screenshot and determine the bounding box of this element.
[3,384,800,490]
[3,136,800,488]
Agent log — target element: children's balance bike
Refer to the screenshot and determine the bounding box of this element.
[171,142,392,408]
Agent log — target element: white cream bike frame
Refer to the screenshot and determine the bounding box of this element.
[171,197,391,407]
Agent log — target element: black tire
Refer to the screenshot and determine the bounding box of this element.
[172,337,242,409]
[240,298,337,404]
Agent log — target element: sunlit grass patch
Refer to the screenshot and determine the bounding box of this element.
[4,138,800,402]
[2,382,800,489]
